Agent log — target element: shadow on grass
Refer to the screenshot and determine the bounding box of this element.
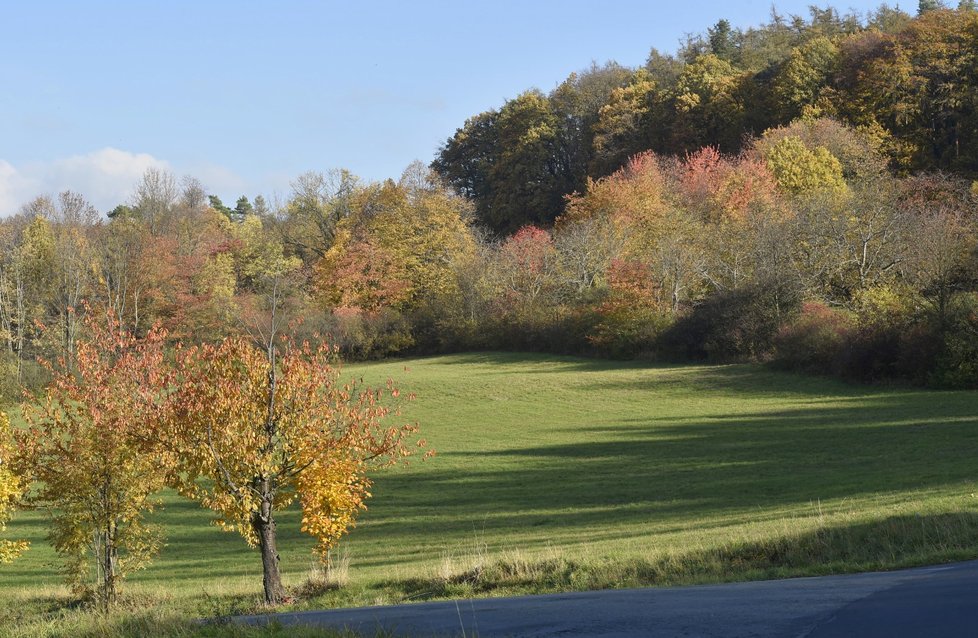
[384,511,978,602]
[363,392,978,552]
[418,351,698,378]
[419,352,869,397]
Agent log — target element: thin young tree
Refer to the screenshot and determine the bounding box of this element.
[167,333,424,604]
[16,313,172,608]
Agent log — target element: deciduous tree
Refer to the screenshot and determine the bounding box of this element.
[490,225,559,321]
[590,71,660,175]
[315,237,411,312]
[167,334,424,604]
[772,36,839,121]
[131,168,178,236]
[0,215,54,387]
[16,314,172,607]
[671,54,745,152]
[45,192,99,363]
[279,170,361,263]
[763,136,847,195]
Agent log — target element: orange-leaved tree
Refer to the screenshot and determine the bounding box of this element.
[0,411,28,563]
[16,313,172,607]
[167,334,425,604]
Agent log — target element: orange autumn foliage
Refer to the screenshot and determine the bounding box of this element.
[166,334,427,601]
[16,312,172,606]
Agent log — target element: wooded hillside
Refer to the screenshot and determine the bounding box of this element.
[1,3,977,395]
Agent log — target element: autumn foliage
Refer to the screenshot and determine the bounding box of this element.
[0,411,27,564]
[315,238,412,312]
[166,335,425,603]
[16,313,172,606]
[589,259,669,355]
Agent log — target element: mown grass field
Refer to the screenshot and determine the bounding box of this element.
[3,352,978,636]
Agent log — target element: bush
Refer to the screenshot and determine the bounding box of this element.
[894,322,943,384]
[406,292,498,355]
[588,309,673,359]
[932,293,978,388]
[324,307,414,360]
[587,259,674,359]
[534,308,603,356]
[0,354,18,406]
[840,286,922,382]
[660,281,801,362]
[772,302,854,373]
[479,305,598,356]
[774,286,976,386]
[775,290,976,387]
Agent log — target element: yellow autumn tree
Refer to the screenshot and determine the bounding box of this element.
[763,136,847,196]
[0,411,27,563]
[167,334,426,604]
[316,169,476,312]
[563,150,668,256]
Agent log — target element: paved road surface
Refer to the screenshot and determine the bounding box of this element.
[235,560,978,637]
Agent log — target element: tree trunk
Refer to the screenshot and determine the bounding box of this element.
[104,532,117,609]
[98,525,118,612]
[252,506,286,604]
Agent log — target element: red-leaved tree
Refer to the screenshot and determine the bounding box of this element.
[16,312,172,608]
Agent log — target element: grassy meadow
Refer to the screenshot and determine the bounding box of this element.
[3,352,978,636]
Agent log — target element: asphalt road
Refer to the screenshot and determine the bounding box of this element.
[235,560,978,637]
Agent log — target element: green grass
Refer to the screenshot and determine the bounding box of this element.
[3,352,978,635]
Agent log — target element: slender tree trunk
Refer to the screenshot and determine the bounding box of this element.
[252,498,286,604]
[14,283,24,383]
[252,283,287,605]
[102,524,118,611]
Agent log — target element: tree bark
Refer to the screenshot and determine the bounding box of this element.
[96,524,118,611]
[252,503,286,604]
[104,528,118,609]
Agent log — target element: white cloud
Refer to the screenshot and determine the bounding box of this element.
[34,148,170,215]
[0,159,37,216]
[0,149,243,217]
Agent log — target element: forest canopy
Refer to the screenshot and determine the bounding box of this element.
[433,3,978,233]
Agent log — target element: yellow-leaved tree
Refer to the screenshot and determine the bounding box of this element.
[167,334,426,604]
[315,165,476,312]
[763,136,847,196]
[0,411,27,563]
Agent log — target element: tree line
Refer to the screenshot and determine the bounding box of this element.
[1,4,976,401]
[433,3,978,233]
[1,128,974,603]
[2,124,976,395]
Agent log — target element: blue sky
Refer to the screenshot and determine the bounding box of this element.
[0,0,899,214]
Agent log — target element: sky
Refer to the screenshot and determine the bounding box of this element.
[0,0,899,216]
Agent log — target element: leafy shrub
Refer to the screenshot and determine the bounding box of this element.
[324,307,414,360]
[588,259,673,358]
[772,302,854,373]
[589,310,673,358]
[404,297,476,354]
[0,354,18,406]
[480,306,596,356]
[661,280,801,362]
[841,286,920,382]
[894,322,943,384]
[932,293,978,388]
